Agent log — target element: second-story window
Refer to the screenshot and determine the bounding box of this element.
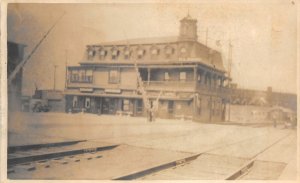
[179,72,186,81]
[198,74,201,82]
[164,72,170,81]
[70,70,79,82]
[70,69,93,83]
[109,69,120,84]
[85,70,93,82]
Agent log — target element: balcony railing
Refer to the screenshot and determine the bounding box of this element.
[196,83,230,95]
[142,81,230,94]
[142,81,196,91]
[69,76,93,84]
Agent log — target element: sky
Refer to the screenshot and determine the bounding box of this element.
[7,1,297,95]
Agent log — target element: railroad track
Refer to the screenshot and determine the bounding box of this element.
[7,131,294,180]
[7,140,119,175]
[114,132,293,180]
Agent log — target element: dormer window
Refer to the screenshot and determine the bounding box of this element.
[165,46,175,57]
[138,49,145,55]
[137,47,146,59]
[88,50,95,57]
[111,48,120,60]
[150,46,160,56]
[99,48,107,60]
[87,47,95,59]
[112,49,119,56]
[124,48,131,59]
[180,47,187,53]
[152,49,159,55]
[100,49,107,56]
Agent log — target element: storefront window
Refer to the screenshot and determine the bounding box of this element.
[85,97,91,108]
[123,99,130,111]
[73,96,78,107]
[136,99,143,112]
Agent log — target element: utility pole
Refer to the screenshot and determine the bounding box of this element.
[53,65,58,90]
[228,40,233,79]
[227,40,233,122]
[205,27,208,46]
[65,50,68,89]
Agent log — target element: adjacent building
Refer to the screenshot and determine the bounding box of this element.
[230,86,297,111]
[7,41,26,111]
[64,15,231,122]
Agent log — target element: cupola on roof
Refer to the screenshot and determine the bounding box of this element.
[179,13,198,41]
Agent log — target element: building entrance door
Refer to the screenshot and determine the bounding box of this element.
[102,98,110,114]
[101,98,117,115]
[108,98,117,114]
[95,97,102,114]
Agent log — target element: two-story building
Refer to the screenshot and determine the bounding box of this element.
[64,14,230,122]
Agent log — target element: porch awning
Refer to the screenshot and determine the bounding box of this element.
[64,90,193,101]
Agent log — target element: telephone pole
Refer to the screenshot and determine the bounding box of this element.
[65,50,68,89]
[227,40,233,122]
[53,65,58,90]
[205,27,208,46]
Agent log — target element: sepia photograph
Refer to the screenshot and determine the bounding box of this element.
[1,0,298,181]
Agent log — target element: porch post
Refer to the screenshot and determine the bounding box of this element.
[193,66,197,89]
[193,66,197,81]
[147,68,150,85]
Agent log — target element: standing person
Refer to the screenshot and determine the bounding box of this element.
[272,111,278,128]
[149,101,153,122]
[147,101,153,122]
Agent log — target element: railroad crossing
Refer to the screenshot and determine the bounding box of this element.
[7,113,297,180]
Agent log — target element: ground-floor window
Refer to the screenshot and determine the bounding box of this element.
[212,100,215,115]
[168,101,174,113]
[123,99,130,111]
[136,99,143,112]
[85,97,91,109]
[73,96,78,107]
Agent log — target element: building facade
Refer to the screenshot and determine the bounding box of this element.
[64,15,230,122]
